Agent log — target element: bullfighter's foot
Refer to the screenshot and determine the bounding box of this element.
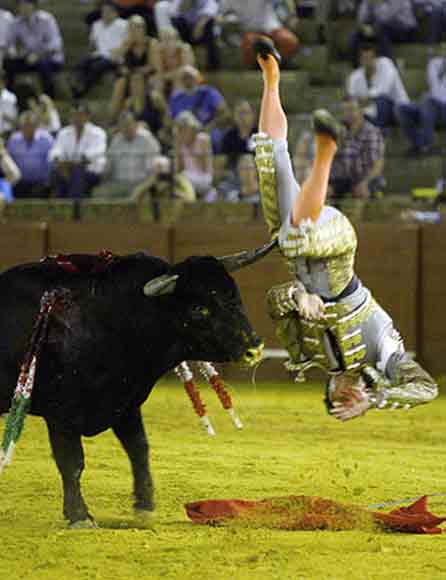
[255,38,281,90]
[312,109,344,145]
[69,517,98,529]
[253,35,282,65]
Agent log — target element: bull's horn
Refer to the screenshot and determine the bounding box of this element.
[218,238,278,273]
[143,274,179,297]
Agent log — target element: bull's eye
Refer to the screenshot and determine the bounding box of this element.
[190,305,210,319]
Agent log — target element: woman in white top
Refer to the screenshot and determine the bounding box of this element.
[173,111,216,202]
[149,27,195,98]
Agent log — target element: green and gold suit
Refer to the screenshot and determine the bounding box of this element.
[255,134,437,410]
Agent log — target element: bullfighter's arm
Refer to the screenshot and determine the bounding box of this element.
[330,359,438,422]
[364,356,438,410]
[267,280,325,321]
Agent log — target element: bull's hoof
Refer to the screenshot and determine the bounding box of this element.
[69,518,98,529]
[134,509,156,529]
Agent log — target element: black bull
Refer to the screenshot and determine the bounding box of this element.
[0,241,276,526]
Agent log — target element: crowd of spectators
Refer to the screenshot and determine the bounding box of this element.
[0,0,446,210]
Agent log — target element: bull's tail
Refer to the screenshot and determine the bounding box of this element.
[0,288,71,474]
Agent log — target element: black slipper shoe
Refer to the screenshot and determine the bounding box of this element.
[312,109,345,144]
[253,35,282,65]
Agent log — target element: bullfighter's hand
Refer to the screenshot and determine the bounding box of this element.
[297,293,326,320]
[330,388,371,421]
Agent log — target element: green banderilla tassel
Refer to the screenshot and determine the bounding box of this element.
[0,356,36,474]
[0,395,31,472]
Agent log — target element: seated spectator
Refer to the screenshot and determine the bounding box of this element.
[399,44,446,156]
[149,26,195,98]
[0,137,21,206]
[0,71,18,137]
[9,77,61,135]
[329,98,385,199]
[4,0,64,99]
[49,103,107,199]
[346,36,409,129]
[93,111,161,198]
[86,0,157,35]
[73,1,129,98]
[223,154,260,203]
[131,154,196,202]
[27,94,61,136]
[155,0,220,70]
[169,65,229,129]
[0,7,14,70]
[220,100,257,166]
[115,0,157,36]
[109,14,154,122]
[173,111,216,202]
[7,111,54,198]
[218,0,299,67]
[350,1,417,65]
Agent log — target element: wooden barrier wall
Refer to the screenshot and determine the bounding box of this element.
[355,224,419,351]
[47,223,172,261]
[0,223,48,270]
[420,225,446,376]
[1,222,446,376]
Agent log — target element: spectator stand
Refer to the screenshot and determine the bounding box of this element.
[0,1,446,221]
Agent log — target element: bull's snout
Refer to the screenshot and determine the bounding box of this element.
[242,342,264,367]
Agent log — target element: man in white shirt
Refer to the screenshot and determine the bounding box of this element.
[73,1,128,98]
[346,37,409,129]
[399,43,446,156]
[50,102,107,198]
[94,111,161,198]
[4,0,64,99]
[0,71,18,137]
[0,8,14,70]
[218,0,299,67]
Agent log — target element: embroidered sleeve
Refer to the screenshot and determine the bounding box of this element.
[279,210,357,260]
[363,360,438,411]
[254,133,281,239]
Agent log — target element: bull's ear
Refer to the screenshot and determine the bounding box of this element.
[143,274,179,297]
[218,238,278,273]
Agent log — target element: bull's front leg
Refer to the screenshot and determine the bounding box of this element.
[45,420,95,527]
[112,407,154,513]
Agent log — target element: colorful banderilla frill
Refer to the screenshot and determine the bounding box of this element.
[185,494,446,534]
[0,288,72,473]
[175,361,243,436]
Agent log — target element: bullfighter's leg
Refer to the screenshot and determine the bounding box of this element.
[45,421,93,526]
[112,407,154,512]
[256,42,338,224]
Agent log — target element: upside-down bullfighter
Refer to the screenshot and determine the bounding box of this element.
[0,242,274,527]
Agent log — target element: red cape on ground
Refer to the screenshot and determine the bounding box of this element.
[185,495,446,534]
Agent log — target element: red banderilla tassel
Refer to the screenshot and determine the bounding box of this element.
[175,362,216,436]
[197,362,243,429]
[184,380,207,417]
